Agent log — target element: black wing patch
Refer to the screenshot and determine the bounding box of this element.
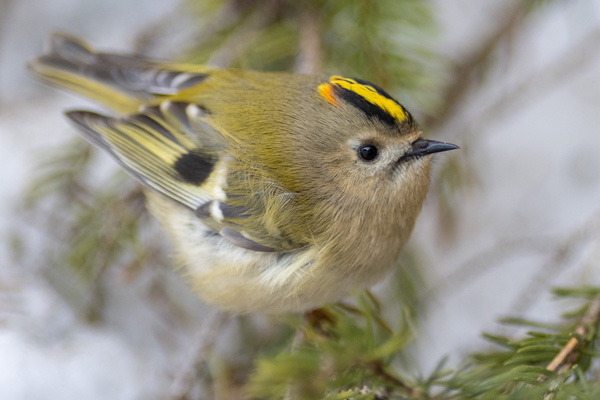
[65,105,218,209]
[174,151,216,185]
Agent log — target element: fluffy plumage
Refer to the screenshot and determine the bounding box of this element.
[30,33,457,313]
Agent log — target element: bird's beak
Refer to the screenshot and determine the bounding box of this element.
[405,138,459,158]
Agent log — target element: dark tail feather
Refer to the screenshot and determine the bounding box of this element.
[29,33,210,114]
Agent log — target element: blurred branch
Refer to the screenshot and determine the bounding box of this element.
[182,0,252,59]
[428,207,600,326]
[170,311,231,400]
[427,234,558,301]
[295,6,323,74]
[0,0,15,111]
[464,27,600,142]
[0,0,15,39]
[424,0,532,130]
[206,7,274,68]
[184,0,287,68]
[510,210,600,314]
[132,3,190,54]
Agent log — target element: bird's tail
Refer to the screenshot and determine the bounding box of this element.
[29,33,220,209]
[28,33,210,114]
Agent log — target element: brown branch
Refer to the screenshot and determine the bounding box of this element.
[538,293,600,386]
[548,295,600,373]
[368,360,423,398]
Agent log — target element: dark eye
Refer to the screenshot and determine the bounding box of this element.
[358,145,379,161]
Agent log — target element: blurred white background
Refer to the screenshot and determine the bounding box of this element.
[1,0,600,399]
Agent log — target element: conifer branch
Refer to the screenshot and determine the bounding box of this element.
[368,360,421,398]
[542,294,600,378]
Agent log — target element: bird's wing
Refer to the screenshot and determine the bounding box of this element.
[67,102,306,252]
[31,33,310,252]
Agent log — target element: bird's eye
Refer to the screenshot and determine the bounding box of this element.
[358,145,379,161]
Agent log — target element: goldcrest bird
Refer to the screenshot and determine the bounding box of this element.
[30,34,458,313]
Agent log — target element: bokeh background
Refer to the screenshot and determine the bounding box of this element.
[1,0,600,399]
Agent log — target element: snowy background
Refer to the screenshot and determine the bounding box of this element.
[1,0,600,399]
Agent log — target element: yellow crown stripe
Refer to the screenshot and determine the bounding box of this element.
[329,76,407,123]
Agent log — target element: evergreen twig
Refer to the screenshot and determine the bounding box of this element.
[543,294,600,377]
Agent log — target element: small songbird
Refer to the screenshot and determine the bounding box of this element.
[30,34,458,313]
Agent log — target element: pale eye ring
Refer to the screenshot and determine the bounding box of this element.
[358,145,379,161]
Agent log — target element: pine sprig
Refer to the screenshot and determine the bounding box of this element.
[246,294,421,400]
[442,288,600,400]
[245,288,600,399]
